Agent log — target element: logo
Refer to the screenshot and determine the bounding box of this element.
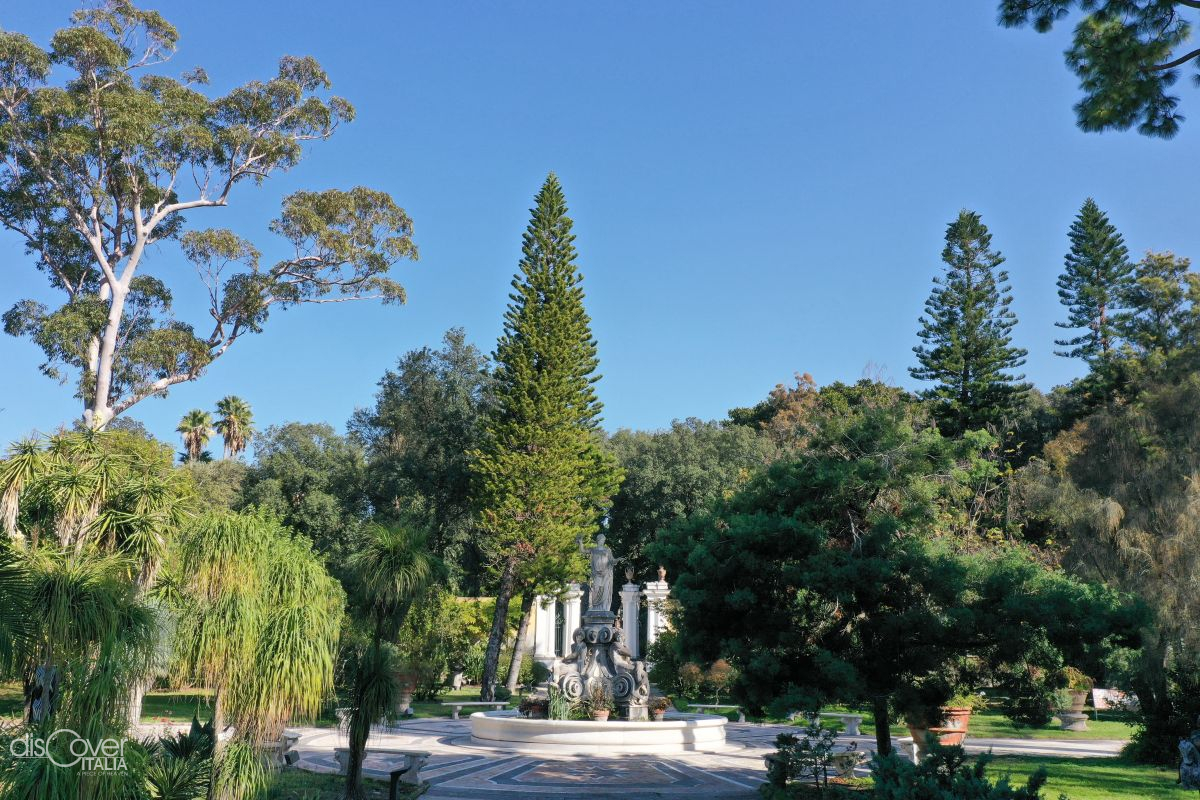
[10,729,128,772]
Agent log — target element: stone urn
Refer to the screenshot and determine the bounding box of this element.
[1059,711,1089,731]
[1066,690,1088,713]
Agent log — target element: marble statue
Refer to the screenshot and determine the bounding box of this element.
[550,536,650,719]
[580,533,614,614]
[1182,719,1200,790]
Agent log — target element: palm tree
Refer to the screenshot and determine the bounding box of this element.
[342,525,441,800]
[177,410,215,463]
[214,396,255,460]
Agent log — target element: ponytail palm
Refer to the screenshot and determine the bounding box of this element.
[172,512,344,800]
[215,397,255,460]
[342,525,441,800]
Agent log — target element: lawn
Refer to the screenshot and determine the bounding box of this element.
[837,707,1135,742]
[990,755,1180,800]
[0,682,511,727]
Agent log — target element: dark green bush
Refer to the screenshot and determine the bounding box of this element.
[871,741,1048,799]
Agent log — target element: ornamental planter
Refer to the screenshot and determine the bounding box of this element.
[592,709,611,722]
[906,707,973,760]
[653,710,666,721]
[1067,690,1088,713]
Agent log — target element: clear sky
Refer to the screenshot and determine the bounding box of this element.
[3,1,1200,450]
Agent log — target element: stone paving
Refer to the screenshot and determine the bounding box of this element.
[288,718,1127,799]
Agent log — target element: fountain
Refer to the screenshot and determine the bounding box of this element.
[470,534,729,753]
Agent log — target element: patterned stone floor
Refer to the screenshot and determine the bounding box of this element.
[289,718,1127,799]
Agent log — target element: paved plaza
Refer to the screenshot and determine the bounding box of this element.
[287,717,1127,799]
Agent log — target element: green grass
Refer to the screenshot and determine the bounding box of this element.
[815,707,1136,742]
[1,681,512,728]
[990,756,1179,800]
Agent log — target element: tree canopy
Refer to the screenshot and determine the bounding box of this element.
[0,0,416,428]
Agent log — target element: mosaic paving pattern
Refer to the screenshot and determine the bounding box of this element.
[291,719,767,798]
[289,718,1125,799]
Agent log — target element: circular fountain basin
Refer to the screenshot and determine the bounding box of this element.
[469,710,729,754]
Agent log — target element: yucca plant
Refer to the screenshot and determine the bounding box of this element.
[342,524,441,800]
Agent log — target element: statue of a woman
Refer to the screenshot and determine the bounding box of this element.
[579,533,614,612]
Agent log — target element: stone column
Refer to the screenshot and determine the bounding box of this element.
[620,583,641,658]
[533,595,557,669]
[642,578,670,650]
[562,583,583,639]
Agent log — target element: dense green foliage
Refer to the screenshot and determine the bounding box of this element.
[999,0,1200,137]
[470,174,622,700]
[241,423,368,575]
[605,418,771,579]
[652,392,1136,755]
[872,742,1048,800]
[350,328,491,593]
[911,211,1029,435]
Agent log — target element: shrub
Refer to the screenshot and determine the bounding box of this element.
[678,662,704,697]
[996,662,1058,727]
[765,723,838,792]
[531,661,552,685]
[1060,666,1094,691]
[871,740,1048,799]
[493,686,512,702]
[705,658,738,704]
[647,629,682,692]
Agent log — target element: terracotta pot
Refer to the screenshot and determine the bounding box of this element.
[653,710,666,721]
[592,709,611,722]
[907,707,972,759]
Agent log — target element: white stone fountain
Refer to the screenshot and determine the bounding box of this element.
[470,535,729,753]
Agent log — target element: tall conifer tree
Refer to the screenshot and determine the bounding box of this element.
[1055,199,1133,363]
[911,210,1029,435]
[471,174,622,701]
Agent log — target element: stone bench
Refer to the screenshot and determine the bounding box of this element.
[442,700,508,720]
[688,703,746,723]
[333,747,431,785]
[786,711,863,736]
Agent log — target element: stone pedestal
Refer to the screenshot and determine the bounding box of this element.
[642,580,670,651]
[1059,711,1089,732]
[533,594,557,669]
[620,583,641,658]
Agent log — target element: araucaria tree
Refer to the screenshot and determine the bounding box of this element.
[0,1,416,430]
[1055,199,1132,363]
[470,174,622,701]
[911,210,1029,435]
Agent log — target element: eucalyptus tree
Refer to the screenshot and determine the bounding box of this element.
[177,409,215,464]
[170,512,345,800]
[342,524,440,800]
[215,396,254,460]
[0,1,417,430]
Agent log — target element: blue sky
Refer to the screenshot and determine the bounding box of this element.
[3,1,1200,449]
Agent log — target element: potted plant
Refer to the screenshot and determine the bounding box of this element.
[519,696,549,719]
[905,692,983,758]
[649,695,671,721]
[583,683,614,721]
[1060,667,1093,713]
